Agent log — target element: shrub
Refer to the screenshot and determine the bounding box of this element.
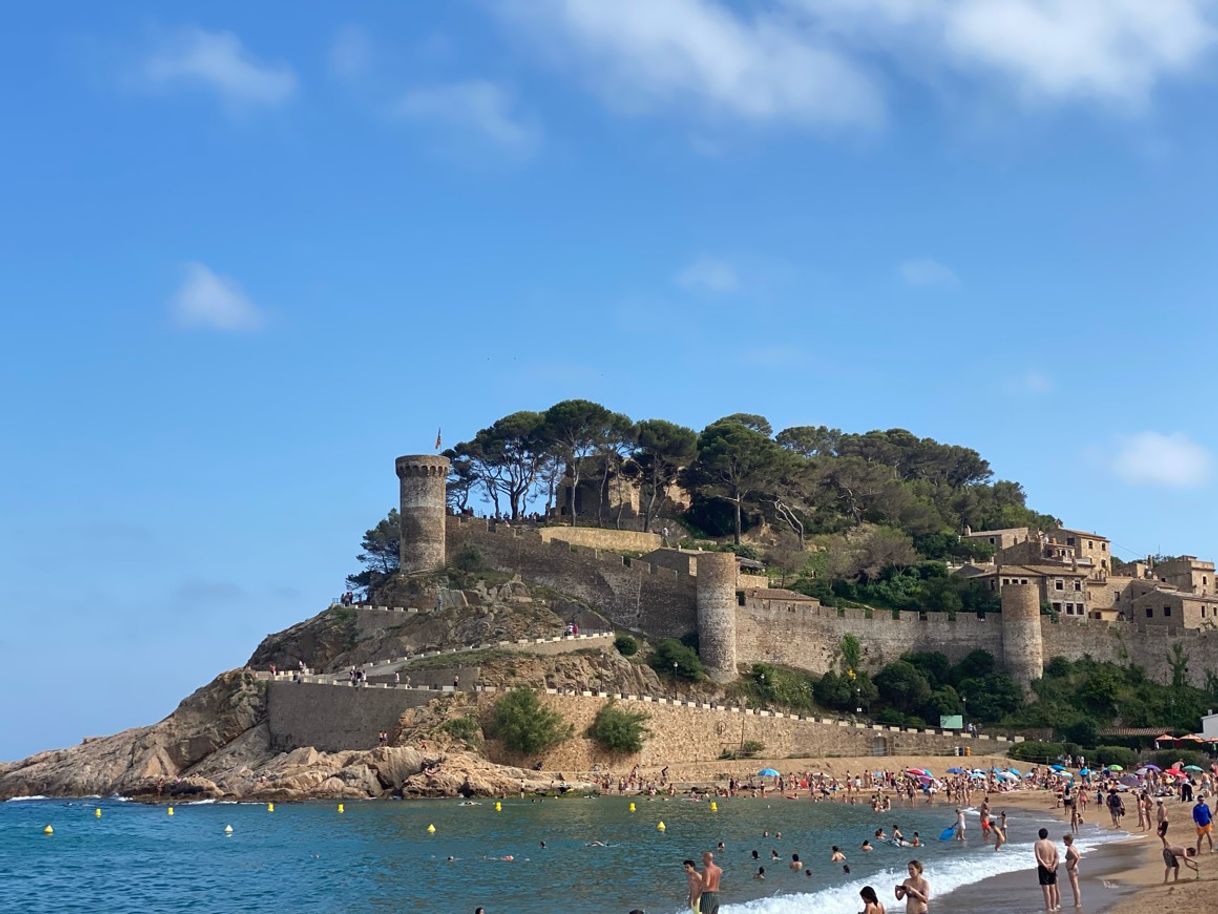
[1150,749,1211,769]
[1059,718,1098,748]
[720,740,766,760]
[614,635,639,657]
[1009,739,1067,763]
[650,638,704,681]
[1091,746,1138,768]
[452,544,484,572]
[748,663,817,712]
[488,688,573,755]
[587,701,651,754]
[442,715,482,746]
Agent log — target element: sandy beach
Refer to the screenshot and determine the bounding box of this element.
[627,752,1216,914]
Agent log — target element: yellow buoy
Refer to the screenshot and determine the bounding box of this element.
[337,803,345,814]
[267,802,275,813]
[95,808,102,818]
[628,802,636,813]
[656,821,666,832]
[426,824,436,834]
[224,825,233,834]
[167,806,174,816]
[494,801,502,812]
[710,802,718,812]
[43,825,54,835]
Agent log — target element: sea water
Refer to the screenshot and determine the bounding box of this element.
[0,795,1123,914]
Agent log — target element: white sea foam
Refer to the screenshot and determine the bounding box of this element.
[716,831,1123,914]
[184,799,217,805]
[5,795,51,802]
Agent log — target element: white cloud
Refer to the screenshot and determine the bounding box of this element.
[1004,369,1053,395]
[143,27,297,106]
[795,0,1218,109]
[899,257,960,287]
[170,263,264,332]
[329,24,373,81]
[676,257,739,293]
[497,0,884,129]
[496,1,1217,130]
[1111,431,1214,488]
[395,80,540,154]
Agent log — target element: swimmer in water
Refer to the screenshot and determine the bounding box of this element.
[831,846,846,862]
[861,840,874,852]
[755,866,766,880]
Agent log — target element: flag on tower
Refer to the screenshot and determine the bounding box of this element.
[435,427,442,450]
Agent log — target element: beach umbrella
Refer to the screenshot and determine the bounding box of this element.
[1058,771,1074,778]
[1006,767,1021,775]
[1184,765,1204,772]
[1106,765,1124,772]
[1135,768,1150,776]
[758,768,780,777]
[947,767,965,774]
[1144,764,1162,771]
[1119,774,1139,786]
[1079,768,1091,776]
[995,771,1018,781]
[1050,764,1066,771]
[906,768,928,776]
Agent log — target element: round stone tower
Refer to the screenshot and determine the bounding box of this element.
[395,454,451,574]
[1001,582,1044,693]
[696,552,739,683]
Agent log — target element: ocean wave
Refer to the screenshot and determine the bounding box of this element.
[719,831,1124,914]
[183,799,217,805]
[4,795,50,802]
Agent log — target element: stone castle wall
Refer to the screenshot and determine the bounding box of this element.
[536,527,662,553]
[267,681,437,752]
[477,691,1016,771]
[447,517,697,637]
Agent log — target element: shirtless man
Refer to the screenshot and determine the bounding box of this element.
[894,860,929,914]
[683,859,702,914]
[699,851,722,914]
[1034,827,1061,911]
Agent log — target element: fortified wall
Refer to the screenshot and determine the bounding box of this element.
[395,455,1218,689]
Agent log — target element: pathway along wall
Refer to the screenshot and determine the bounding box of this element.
[478,691,1017,771]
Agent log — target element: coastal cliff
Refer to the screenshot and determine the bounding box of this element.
[0,579,620,802]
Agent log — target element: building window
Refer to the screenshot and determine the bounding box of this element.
[1164,606,1172,617]
[1053,602,1062,612]
[1146,607,1153,618]
[1074,581,1081,591]
[1102,543,1108,552]
[1204,606,1208,618]
[1055,580,1064,590]
[1067,537,1075,545]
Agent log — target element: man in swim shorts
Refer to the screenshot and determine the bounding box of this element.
[1193,796,1213,854]
[1161,834,1199,883]
[683,859,702,914]
[1033,827,1060,912]
[699,851,722,914]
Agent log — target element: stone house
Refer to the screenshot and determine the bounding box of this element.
[1130,588,1218,629]
[956,563,1092,619]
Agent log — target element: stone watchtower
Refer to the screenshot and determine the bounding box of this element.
[395,454,450,574]
[696,552,739,683]
[1000,582,1044,693]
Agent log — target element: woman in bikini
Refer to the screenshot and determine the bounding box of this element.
[860,885,886,914]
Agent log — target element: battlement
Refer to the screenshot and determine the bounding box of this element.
[395,456,450,478]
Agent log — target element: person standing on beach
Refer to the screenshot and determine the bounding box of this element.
[1193,796,1214,854]
[954,807,966,841]
[683,859,702,914]
[1157,799,1169,837]
[699,851,722,914]
[894,860,929,914]
[1063,834,1081,908]
[1034,827,1061,912]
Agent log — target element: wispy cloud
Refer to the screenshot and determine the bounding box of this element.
[675,257,739,293]
[496,0,1217,132]
[394,80,540,154]
[1004,370,1054,396]
[142,27,297,106]
[497,0,884,129]
[1111,431,1213,488]
[170,262,264,332]
[329,24,373,81]
[899,257,960,288]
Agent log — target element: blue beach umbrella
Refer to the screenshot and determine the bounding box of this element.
[1006,767,1021,775]
[1079,768,1091,776]
[947,767,965,774]
[1050,764,1066,771]
[758,768,780,777]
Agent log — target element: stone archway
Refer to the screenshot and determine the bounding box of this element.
[871,735,890,757]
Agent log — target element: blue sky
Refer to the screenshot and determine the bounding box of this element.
[3,1,1218,759]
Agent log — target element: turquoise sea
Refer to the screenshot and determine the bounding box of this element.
[1,794,1126,914]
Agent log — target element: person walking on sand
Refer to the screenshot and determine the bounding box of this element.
[1194,795,1214,854]
[1063,834,1081,908]
[682,859,703,914]
[1034,828,1060,912]
[860,885,886,914]
[894,860,929,914]
[699,851,722,914]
